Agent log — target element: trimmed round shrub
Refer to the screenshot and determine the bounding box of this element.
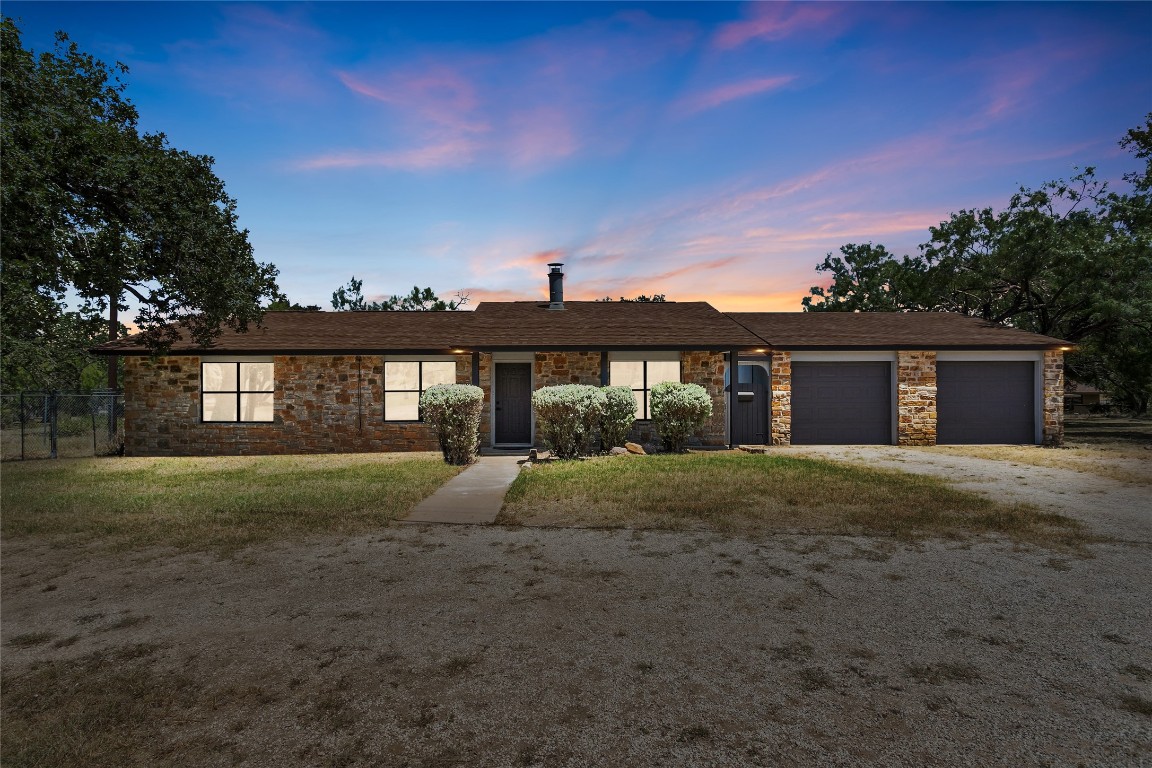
[419,384,484,465]
[599,385,637,451]
[532,384,606,459]
[650,381,712,453]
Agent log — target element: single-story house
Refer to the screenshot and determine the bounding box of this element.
[93,264,1069,456]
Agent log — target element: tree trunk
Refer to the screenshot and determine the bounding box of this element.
[108,296,119,390]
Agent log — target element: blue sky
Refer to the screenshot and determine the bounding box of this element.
[8,1,1151,311]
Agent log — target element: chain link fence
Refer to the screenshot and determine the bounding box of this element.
[0,391,124,461]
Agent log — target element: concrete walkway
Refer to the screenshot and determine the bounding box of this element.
[402,456,523,525]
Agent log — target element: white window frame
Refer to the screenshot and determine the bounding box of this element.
[200,357,275,424]
[608,351,681,421]
[383,355,457,422]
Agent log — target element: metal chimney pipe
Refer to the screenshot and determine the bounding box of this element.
[547,263,565,310]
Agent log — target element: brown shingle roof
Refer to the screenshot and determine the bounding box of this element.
[467,301,763,348]
[94,311,477,355]
[92,305,1069,355]
[726,312,1069,349]
[93,301,762,355]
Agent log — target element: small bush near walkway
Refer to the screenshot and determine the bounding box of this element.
[420,384,484,465]
[650,382,712,453]
[599,386,637,451]
[532,385,606,459]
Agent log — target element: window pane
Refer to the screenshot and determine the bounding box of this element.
[385,362,419,391]
[240,392,274,422]
[647,360,680,387]
[203,393,237,422]
[203,363,237,392]
[385,391,419,421]
[738,365,753,385]
[422,362,456,389]
[610,361,644,389]
[240,362,274,392]
[631,389,644,420]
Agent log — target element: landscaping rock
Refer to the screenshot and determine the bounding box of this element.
[609,447,629,456]
[625,442,646,455]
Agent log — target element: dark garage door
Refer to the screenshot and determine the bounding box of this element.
[792,362,892,445]
[938,361,1035,444]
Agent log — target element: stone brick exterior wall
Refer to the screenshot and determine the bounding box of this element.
[534,352,602,387]
[896,351,937,446]
[1042,350,1065,446]
[769,351,791,446]
[124,353,471,457]
[680,351,727,446]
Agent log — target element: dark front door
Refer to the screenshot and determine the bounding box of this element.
[731,364,769,444]
[937,361,1035,444]
[791,361,892,445]
[495,363,532,444]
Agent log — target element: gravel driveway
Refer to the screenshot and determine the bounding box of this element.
[3,452,1150,767]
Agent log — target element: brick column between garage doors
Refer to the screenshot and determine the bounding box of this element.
[1042,350,1064,447]
[769,351,791,446]
[897,351,937,446]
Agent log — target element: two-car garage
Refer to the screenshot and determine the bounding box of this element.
[786,355,1039,445]
[725,312,1060,447]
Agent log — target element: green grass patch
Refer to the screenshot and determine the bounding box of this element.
[1,453,461,551]
[498,453,1084,547]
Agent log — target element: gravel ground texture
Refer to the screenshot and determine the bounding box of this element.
[3,446,1151,767]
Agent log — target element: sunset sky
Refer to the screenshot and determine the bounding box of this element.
[8,1,1152,312]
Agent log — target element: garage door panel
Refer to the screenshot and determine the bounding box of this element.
[938,361,1035,444]
[792,362,891,445]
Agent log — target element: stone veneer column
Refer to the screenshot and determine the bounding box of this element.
[477,353,493,447]
[897,351,937,446]
[680,351,727,446]
[770,351,791,446]
[1042,350,1065,446]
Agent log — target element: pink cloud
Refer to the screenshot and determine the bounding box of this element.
[712,3,841,50]
[674,75,795,116]
[336,69,489,134]
[298,9,699,174]
[505,106,581,167]
[296,139,479,171]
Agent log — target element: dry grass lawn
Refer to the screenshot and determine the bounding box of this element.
[913,416,1152,485]
[0,453,461,552]
[498,452,1084,547]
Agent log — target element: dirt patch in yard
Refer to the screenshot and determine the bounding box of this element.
[3,517,1150,767]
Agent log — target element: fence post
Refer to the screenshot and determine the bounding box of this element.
[48,391,58,459]
[20,391,25,461]
[92,396,98,455]
[108,389,119,442]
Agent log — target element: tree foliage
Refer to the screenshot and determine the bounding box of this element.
[596,294,668,302]
[0,17,280,366]
[266,295,321,312]
[803,115,1152,414]
[330,276,469,311]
